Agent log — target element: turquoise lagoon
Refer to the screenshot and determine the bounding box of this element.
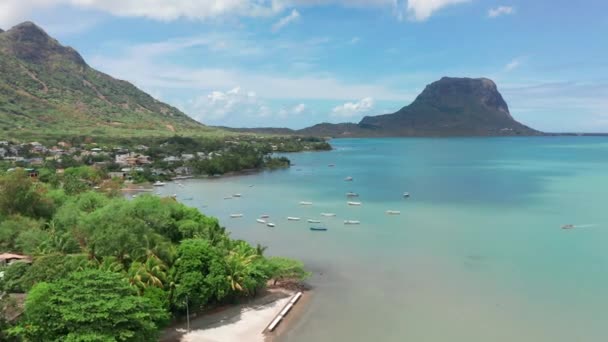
[157,137,608,342]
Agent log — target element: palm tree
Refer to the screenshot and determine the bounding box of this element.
[255,243,267,256]
[128,256,168,294]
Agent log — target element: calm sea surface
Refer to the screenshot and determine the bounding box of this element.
[157,137,608,342]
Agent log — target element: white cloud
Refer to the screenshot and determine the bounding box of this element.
[505,58,521,72]
[0,0,469,27]
[350,36,360,44]
[331,97,375,118]
[404,0,471,21]
[272,9,300,32]
[292,103,306,114]
[488,6,515,18]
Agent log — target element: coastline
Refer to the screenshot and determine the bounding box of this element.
[160,287,309,342]
[264,290,312,342]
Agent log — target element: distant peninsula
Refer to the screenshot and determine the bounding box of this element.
[227,77,542,137]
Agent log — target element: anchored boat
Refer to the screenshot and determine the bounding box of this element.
[310,227,328,231]
[230,214,243,218]
[267,222,276,227]
[287,217,301,221]
[385,210,401,215]
[299,201,313,206]
[347,201,362,206]
[321,213,336,217]
[344,220,360,225]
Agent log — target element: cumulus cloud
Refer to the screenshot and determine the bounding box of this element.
[488,6,515,18]
[189,86,264,122]
[331,97,375,118]
[272,9,300,32]
[404,0,471,21]
[188,86,308,124]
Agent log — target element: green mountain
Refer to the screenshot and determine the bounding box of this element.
[0,22,207,139]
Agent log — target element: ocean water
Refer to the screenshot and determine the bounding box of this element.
[157,137,608,342]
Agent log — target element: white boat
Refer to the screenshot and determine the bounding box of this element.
[267,222,276,227]
[287,217,301,221]
[307,219,321,223]
[345,176,353,181]
[346,192,359,197]
[403,192,410,198]
[347,201,362,206]
[153,181,166,186]
[230,214,243,218]
[385,210,401,215]
[344,220,360,225]
[321,213,336,217]
[256,219,266,224]
[299,201,313,206]
[233,193,242,198]
[260,214,270,219]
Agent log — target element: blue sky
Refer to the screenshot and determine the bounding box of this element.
[1,1,607,131]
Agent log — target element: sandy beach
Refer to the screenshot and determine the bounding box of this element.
[161,289,306,342]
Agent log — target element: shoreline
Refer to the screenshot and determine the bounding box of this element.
[264,290,312,342]
[161,287,310,342]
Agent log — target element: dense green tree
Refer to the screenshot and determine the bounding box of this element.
[0,262,31,293]
[10,269,169,341]
[16,254,89,292]
[0,215,42,252]
[0,169,55,218]
[264,257,310,285]
[170,239,231,311]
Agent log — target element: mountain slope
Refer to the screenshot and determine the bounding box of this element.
[0,22,206,138]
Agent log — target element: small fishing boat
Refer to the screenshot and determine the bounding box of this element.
[224,196,233,200]
[328,164,335,167]
[256,219,266,224]
[347,201,362,206]
[287,217,301,221]
[299,201,313,206]
[267,222,276,227]
[260,214,270,219]
[346,192,359,197]
[249,184,254,187]
[321,213,336,217]
[403,192,410,198]
[562,224,575,229]
[230,214,243,218]
[307,219,321,223]
[310,227,328,231]
[345,176,353,181]
[233,193,242,198]
[344,220,360,225]
[385,210,401,215]
[153,181,166,186]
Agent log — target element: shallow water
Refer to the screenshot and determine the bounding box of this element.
[158,137,608,342]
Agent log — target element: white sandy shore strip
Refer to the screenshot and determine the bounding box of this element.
[177,291,293,342]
